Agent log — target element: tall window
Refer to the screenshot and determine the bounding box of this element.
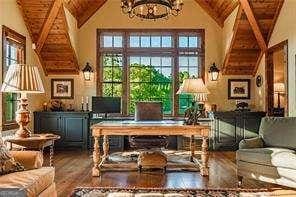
[98,29,204,116]
[2,26,26,130]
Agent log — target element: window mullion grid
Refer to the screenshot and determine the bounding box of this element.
[122,32,129,116]
[98,30,204,117]
[111,56,114,96]
[2,27,26,129]
[173,32,179,117]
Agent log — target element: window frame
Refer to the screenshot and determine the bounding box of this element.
[97,29,205,117]
[2,25,26,130]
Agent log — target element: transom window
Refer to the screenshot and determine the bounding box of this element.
[129,35,172,48]
[2,25,26,130]
[97,29,205,116]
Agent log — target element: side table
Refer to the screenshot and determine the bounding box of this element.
[6,134,60,167]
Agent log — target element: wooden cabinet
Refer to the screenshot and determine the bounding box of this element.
[213,111,266,150]
[34,112,89,150]
[36,112,252,151]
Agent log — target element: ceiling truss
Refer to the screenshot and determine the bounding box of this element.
[222,0,284,75]
[16,0,284,75]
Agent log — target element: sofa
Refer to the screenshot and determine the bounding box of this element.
[0,150,56,197]
[237,117,296,188]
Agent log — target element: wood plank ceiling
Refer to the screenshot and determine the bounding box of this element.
[16,0,283,76]
[222,0,284,75]
[17,0,79,75]
[194,0,239,27]
[64,0,108,28]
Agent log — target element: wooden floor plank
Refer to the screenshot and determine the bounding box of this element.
[48,150,295,196]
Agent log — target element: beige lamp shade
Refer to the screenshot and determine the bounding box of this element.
[177,78,210,102]
[1,64,44,93]
[177,78,210,94]
[274,82,285,93]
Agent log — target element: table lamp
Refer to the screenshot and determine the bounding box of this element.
[1,64,45,138]
[177,77,210,125]
[274,82,285,108]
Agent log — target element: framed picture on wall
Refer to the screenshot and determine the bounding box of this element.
[228,79,250,99]
[51,79,74,99]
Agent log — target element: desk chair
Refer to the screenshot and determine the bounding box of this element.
[129,101,168,171]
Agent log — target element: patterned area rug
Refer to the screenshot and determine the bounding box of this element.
[71,187,270,197]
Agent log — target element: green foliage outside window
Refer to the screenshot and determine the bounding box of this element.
[102,55,193,115]
[4,93,17,122]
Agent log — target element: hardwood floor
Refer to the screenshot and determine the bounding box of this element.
[48,150,295,197]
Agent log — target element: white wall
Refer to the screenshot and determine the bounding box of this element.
[222,6,238,57]
[253,55,266,111]
[269,0,296,116]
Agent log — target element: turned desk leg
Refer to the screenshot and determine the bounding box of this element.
[190,135,195,162]
[92,136,101,176]
[103,135,109,159]
[200,137,209,176]
[49,141,54,167]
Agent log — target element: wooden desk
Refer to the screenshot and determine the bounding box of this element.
[91,120,210,177]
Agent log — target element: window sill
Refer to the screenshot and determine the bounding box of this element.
[2,123,18,132]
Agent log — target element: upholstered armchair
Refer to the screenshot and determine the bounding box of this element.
[129,102,168,149]
[0,150,57,197]
[237,117,296,188]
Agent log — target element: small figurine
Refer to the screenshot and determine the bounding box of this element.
[67,104,75,111]
[236,102,249,111]
[184,104,201,125]
[50,100,63,111]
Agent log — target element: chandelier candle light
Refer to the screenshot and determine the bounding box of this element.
[121,0,183,20]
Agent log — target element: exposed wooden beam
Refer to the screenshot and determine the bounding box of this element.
[220,1,240,21]
[239,0,267,52]
[36,0,63,52]
[194,0,224,28]
[46,69,79,75]
[77,0,108,28]
[222,6,243,74]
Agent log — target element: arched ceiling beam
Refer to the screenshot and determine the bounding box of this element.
[36,0,63,52]
[239,0,267,52]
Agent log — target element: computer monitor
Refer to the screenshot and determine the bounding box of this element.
[92,97,121,117]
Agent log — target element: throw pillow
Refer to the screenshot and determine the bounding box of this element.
[0,137,24,175]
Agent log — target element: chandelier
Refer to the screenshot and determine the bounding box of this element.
[121,0,184,20]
